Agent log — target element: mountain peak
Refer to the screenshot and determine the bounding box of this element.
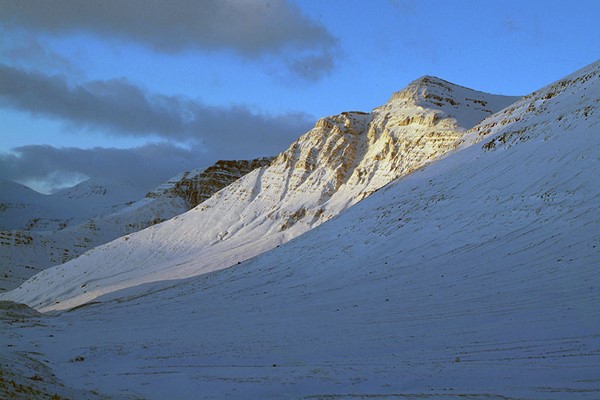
[389,75,454,102]
[409,74,453,88]
[386,76,520,129]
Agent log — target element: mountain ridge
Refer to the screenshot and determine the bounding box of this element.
[1,77,519,311]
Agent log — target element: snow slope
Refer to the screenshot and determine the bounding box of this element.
[1,77,518,311]
[0,158,271,291]
[1,60,598,399]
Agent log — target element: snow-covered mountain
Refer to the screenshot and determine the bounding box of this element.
[0,158,272,291]
[2,77,518,311]
[1,60,598,399]
[0,177,148,232]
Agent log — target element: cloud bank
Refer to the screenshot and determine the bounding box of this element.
[0,0,338,80]
[0,63,313,152]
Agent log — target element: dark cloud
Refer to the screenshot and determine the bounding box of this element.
[0,63,313,153]
[0,143,208,194]
[0,0,338,80]
[186,105,311,160]
[1,38,78,75]
[0,62,315,192]
[0,1,329,191]
[0,64,184,136]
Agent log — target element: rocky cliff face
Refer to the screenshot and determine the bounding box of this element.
[0,158,272,291]
[146,158,273,209]
[255,76,520,228]
[1,77,519,311]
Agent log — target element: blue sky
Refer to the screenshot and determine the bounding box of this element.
[1,0,598,194]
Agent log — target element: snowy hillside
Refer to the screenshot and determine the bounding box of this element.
[0,158,271,291]
[1,60,598,399]
[1,77,518,311]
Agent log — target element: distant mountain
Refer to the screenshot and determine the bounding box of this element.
[0,158,272,291]
[0,180,45,231]
[2,76,518,311]
[1,60,598,399]
[0,180,44,205]
[0,177,150,232]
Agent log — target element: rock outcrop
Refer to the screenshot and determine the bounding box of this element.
[146,158,273,209]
